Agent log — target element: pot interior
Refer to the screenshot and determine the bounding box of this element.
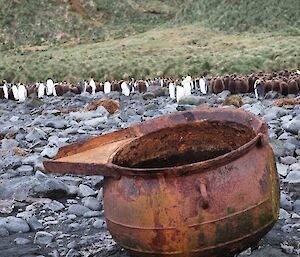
[112,121,256,169]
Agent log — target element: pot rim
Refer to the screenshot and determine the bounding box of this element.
[44,107,267,178]
[106,107,267,177]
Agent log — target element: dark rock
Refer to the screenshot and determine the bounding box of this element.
[178,95,206,106]
[142,92,155,100]
[146,86,166,97]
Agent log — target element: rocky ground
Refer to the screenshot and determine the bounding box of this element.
[0,87,299,257]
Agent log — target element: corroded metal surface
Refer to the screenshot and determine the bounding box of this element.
[44,107,279,257]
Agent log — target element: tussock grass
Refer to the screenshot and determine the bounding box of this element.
[1,0,300,81]
[1,24,300,82]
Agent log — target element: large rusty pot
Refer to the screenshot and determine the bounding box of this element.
[44,107,279,257]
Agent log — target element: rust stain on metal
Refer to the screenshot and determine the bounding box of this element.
[44,107,279,257]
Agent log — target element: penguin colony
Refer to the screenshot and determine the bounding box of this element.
[0,69,300,103]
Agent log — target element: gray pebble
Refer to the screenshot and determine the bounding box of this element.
[279,209,290,220]
[27,216,44,231]
[83,197,101,211]
[66,249,81,257]
[14,237,31,245]
[68,223,81,231]
[34,231,54,245]
[15,165,34,175]
[284,117,300,134]
[83,211,102,218]
[280,156,297,165]
[280,193,293,211]
[276,163,288,177]
[93,219,107,229]
[78,184,96,197]
[0,217,30,233]
[68,204,90,216]
[41,147,59,159]
[281,224,293,233]
[45,119,68,129]
[48,200,65,211]
[0,227,9,237]
[1,139,19,151]
[67,240,77,249]
[294,199,300,213]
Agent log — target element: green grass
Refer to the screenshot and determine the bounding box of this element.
[1,0,300,82]
[1,24,300,82]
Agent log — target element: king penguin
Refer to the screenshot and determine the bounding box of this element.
[104,81,111,94]
[169,82,176,99]
[12,84,19,101]
[18,83,27,102]
[176,83,185,102]
[182,76,192,96]
[0,80,8,99]
[121,81,130,96]
[254,79,264,100]
[199,77,208,94]
[38,83,46,98]
[46,79,54,96]
[89,78,96,95]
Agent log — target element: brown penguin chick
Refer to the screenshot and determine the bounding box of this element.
[71,86,81,95]
[64,84,71,95]
[138,80,147,93]
[228,78,237,94]
[209,78,215,93]
[295,78,300,90]
[264,80,273,93]
[247,76,257,93]
[85,85,92,94]
[0,82,4,98]
[234,79,242,94]
[213,77,224,94]
[280,81,289,96]
[223,76,230,90]
[266,74,273,80]
[8,87,14,100]
[272,80,282,93]
[111,81,121,92]
[96,83,103,92]
[27,85,36,98]
[288,79,299,95]
[55,84,65,96]
[62,84,69,95]
[278,70,285,77]
[257,71,264,77]
[237,78,249,93]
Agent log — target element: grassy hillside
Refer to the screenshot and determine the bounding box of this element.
[0,0,174,50]
[0,0,300,82]
[1,24,299,82]
[177,0,300,34]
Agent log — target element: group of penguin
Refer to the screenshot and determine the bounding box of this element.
[209,70,300,99]
[0,78,143,102]
[1,69,300,103]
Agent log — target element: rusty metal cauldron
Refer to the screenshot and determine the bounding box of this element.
[44,107,279,257]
